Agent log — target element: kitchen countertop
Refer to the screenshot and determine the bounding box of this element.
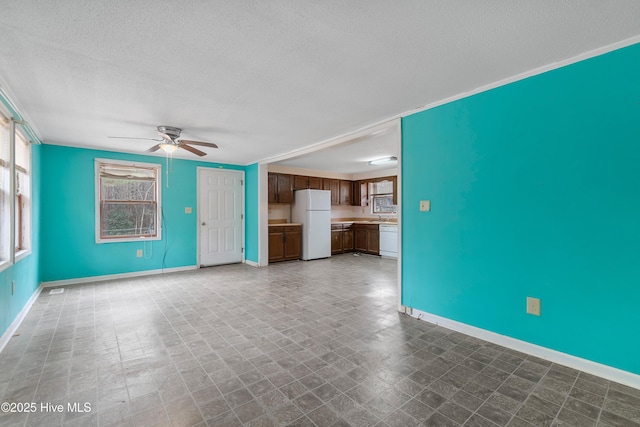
[268,222,301,227]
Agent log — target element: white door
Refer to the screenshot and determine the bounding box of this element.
[198,168,244,266]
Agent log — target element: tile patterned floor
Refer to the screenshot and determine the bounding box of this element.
[1,254,639,427]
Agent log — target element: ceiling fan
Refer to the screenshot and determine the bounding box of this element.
[109,126,218,156]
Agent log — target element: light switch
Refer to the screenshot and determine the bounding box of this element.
[185,207,192,214]
[419,200,431,212]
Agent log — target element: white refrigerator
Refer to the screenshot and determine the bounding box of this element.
[292,189,331,260]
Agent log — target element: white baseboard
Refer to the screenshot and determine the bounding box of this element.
[0,283,43,353]
[410,308,640,390]
[41,265,198,288]
[244,259,260,267]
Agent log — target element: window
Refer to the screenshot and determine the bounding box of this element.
[0,111,33,270]
[370,178,396,214]
[95,159,161,243]
[0,114,10,266]
[15,131,31,253]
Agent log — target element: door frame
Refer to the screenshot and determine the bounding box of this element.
[196,167,246,267]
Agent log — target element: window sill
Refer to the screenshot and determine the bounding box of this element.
[96,236,161,244]
[15,249,31,264]
[0,259,11,273]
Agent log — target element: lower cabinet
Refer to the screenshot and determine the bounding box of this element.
[331,223,363,255]
[354,224,379,255]
[331,225,344,254]
[268,225,301,263]
[343,225,354,252]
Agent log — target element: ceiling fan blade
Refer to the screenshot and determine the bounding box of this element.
[157,131,175,142]
[146,144,162,152]
[108,136,163,141]
[179,139,219,149]
[179,144,207,156]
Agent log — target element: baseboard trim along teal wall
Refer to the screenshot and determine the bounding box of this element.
[0,284,43,353]
[401,43,640,376]
[40,145,250,282]
[411,308,640,390]
[41,265,198,288]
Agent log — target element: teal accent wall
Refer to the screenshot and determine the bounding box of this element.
[402,43,640,374]
[40,145,249,282]
[0,144,41,338]
[245,163,259,263]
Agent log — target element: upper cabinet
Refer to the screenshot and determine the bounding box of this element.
[308,176,323,190]
[293,175,308,191]
[323,179,340,205]
[269,172,397,207]
[339,180,351,205]
[322,178,352,206]
[293,175,323,191]
[268,173,293,204]
[352,180,369,206]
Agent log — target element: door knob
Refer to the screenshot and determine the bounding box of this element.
[201,222,206,226]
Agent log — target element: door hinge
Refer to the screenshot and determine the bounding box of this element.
[240,214,244,219]
[241,247,244,253]
[240,179,244,185]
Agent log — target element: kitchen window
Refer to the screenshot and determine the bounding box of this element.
[370,178,396,214]
[95,159,161,243]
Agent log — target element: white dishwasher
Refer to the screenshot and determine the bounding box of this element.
[379,224,398,258]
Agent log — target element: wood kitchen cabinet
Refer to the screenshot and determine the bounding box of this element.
[293,175,308,191]
[343,224,354,251]
[268,173,293,204]
[339,180,351,205]
[323,178,340,205]
[352,180,369,206]
[269,225,301,263]
[354,224,379,255]
[331,223,355,254]
[323,178,352,206]
[331,224,343,254]
[292,174,324,191]
[269,173,395,207]
[308,176,323,190]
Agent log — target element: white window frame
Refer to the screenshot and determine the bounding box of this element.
[95,158,162,244]
[0,112,33,272]
[14,127,31,262]
[0,113,12,272]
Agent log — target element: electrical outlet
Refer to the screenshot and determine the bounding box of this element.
[420,200,431,212]
[136,249,143,258]
[526,297,541,316]
[12,281,15,295]
[185,207,192,214]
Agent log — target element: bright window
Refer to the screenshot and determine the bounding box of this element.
[95,159,161,243]
[0,114,10,266]
[0,112,33,270]
[15,131,31,254]
[370,179,396,214]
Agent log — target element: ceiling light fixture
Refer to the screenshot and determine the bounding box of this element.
[368,156,397,166]
[159,143,178,153]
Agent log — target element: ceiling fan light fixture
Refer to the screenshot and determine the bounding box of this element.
[159,143,178,153]
[368,156,397,166]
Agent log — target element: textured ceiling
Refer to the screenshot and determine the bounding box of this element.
[1,1,639,169]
